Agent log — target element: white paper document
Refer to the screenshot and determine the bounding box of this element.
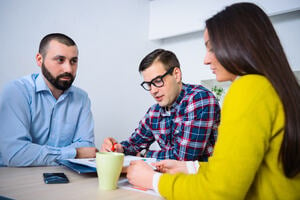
[118,177,159,196]
[67,155,156,168]
[123,156,157,167]
[66,158,96,168]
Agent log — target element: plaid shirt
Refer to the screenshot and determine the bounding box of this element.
[121,83,220,161]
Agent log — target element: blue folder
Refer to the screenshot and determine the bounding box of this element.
[56,159,97,174]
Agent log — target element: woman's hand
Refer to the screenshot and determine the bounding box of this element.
[154,159,188,174]
[127,160,155,190]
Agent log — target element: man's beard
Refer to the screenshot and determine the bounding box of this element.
[41,62,75,91]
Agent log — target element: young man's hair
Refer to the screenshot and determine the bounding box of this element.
[39,33,76,57]
[139,49,180,72]
[206,2,300,178]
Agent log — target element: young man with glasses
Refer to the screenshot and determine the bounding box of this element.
[101,49,220,161]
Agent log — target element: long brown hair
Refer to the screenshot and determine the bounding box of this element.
[206,3,300,177]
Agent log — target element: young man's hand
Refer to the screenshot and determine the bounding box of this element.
[100,137,124,153]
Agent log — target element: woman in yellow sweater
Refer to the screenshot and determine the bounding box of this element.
[126,2,300,199]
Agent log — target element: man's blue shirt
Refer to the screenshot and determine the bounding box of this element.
[0,73,95,166]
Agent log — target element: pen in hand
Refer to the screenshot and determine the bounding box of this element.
[111,141,117,152]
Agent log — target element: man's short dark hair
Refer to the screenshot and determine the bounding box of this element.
[39,33,76,57]
[139,49,180,72]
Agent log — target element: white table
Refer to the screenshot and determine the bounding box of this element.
[0,166,163,200]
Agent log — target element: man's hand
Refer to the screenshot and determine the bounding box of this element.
[76,147,98,158]
[154,159,188,174]
[100,137,124,153]
[127,160,155,190]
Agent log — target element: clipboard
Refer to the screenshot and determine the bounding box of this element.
[56,159,96,174]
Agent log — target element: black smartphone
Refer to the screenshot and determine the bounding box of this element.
[43,173,69,184]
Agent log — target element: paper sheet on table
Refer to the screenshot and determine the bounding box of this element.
[67,155,157,168]
[118,177,160,196]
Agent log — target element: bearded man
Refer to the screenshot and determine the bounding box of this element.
[0,33,97,166]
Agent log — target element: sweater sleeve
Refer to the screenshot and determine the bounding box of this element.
[158,75,276,200]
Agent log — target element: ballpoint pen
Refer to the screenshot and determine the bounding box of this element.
[111,142,117,152]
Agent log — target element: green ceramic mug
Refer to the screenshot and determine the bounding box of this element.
[96,152,124,190]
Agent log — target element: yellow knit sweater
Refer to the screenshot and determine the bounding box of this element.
[159,75,300,199]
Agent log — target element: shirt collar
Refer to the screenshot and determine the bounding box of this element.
[171,83,186,109]
[35,73,50,93]
[35,73,73,96]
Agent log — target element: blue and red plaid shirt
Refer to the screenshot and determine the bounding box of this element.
[121,83,220,161]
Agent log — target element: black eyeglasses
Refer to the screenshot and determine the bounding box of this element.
[140,67,175,91]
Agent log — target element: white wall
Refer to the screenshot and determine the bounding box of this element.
[149,0,300,40]
[0,0,159,148]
